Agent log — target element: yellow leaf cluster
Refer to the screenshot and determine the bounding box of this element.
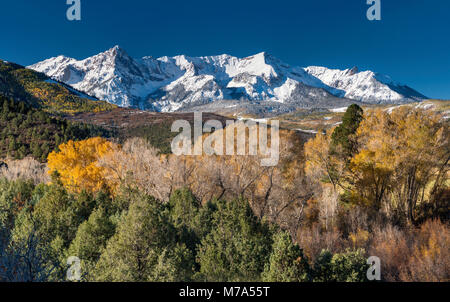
[47,137,116,193]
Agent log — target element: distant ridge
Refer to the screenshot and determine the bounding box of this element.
[28,46,427,113]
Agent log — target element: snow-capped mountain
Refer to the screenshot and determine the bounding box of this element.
[28,46,427,112]
[304,66,427,104]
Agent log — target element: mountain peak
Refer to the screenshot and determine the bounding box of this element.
[110,45,122,51]
[347,66,359,75]
[103,45,128,58]
[28,48,427,110]
[245,51,274,61]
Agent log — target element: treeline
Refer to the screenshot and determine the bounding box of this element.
[0,95,111,161]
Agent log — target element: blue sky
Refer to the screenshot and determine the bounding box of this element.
[1,0,449,99]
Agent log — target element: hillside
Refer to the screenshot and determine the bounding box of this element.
[0,95,111,162]
[0,59,116,115]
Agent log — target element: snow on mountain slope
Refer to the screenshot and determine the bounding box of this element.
[304,66,426,103]
[28,46,427,112]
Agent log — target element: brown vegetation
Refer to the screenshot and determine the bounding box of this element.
[0,157,49,184]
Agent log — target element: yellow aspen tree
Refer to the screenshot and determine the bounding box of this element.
[47,137,116,193]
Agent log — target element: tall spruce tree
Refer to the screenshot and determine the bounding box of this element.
[331,104,364,160]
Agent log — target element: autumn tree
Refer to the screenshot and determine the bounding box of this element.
[100,126,313,236]
[47,137,116,193]
[306,106,449,225]
[352,108,449,223]
[305,105,363,191]
[305,128,344,190]
[98,138,176,200]
[304,129,343,229]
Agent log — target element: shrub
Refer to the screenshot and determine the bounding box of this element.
[0,157,49,184]
[312,250,334,282]
[329,249,369,282]
[369,225,411,281]
[399,220,450,282]
[296,223,347,263]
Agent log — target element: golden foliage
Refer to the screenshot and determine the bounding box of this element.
[352,108,449,219]
[305,106,449,223]
[47,137,116,193]
[304,127,346,191]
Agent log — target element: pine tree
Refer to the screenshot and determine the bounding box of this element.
[66,207,116,280]
[196,198,273,282]
[331,104,363,160]
[262,231,310,282]
[93,193,181,281]
[168,188,203,251]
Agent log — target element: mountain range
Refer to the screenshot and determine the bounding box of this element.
[28,46,427,114]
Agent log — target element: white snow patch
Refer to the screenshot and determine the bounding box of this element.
[415,103,435,110]
[296,129,318,134]
[384,105,403,114]
[329,107,348,113]
[237,117,269,124]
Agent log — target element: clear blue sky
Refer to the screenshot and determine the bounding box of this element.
[1,0,449,99]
